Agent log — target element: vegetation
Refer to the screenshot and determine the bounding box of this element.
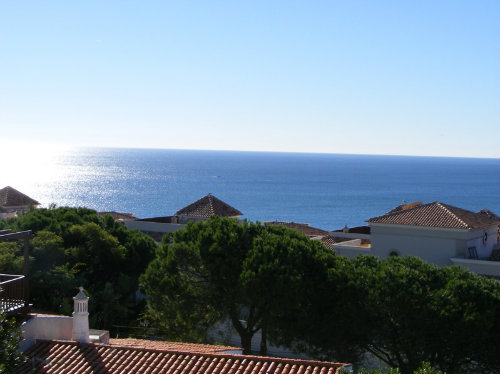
[140,216,333,354]
[0,206,157,330]
[0,311,24,374]
[141,217,500,374]
[1,211,498,374]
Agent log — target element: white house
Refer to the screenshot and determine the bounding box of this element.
[331,202,500,276]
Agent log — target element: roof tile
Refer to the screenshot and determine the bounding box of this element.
[368,201,500,229]
[174,194,242,218]
[18,339,349,374]
[0,186,39,207]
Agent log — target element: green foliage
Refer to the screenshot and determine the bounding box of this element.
[140,217,333,354]
[0,242,24,275]
[345,256,499,374]
[0,312,24,374]
[0,207,157,331]
[338,361,444,374]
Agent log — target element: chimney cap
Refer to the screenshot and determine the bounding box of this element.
[73,286,88,300]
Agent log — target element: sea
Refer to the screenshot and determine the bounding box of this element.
[3,147,500,230]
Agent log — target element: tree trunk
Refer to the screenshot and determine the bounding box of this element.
[241,332,253,355]
[260,324,267,356]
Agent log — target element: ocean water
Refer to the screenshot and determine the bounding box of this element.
[3,147,500,230]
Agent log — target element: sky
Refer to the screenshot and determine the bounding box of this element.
[1,1,499,158]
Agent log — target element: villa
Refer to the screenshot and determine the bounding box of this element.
[331,201,500,277]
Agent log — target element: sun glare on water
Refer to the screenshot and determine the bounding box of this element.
[0,140,79,207]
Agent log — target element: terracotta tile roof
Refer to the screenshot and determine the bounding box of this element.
[0,186,39,207]
[175,194,242,218]
[18,339,349,374]
[368,202,500,230]
[321,236,345,249]
[385,201,423,215]
[477,208,500,221]
[320,236,371,250]
[265,221,328,237]
[107,338,240,353]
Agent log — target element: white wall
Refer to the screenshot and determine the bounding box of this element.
[465,226,499,259]
[21,315,73,351]
[370,225,466,266]
[370,224,499,266]
[333,240,372,258]
[124,220,186,234]
[450,258,500,276]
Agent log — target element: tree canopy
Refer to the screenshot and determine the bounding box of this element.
[140,216,334,354]
[0,206,157,330]
[299,255,500,374]
[140,217,500,373]
[0,311,24,374]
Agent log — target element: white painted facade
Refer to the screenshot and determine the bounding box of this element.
[21,315,73,351]
[333,240,372,258]
[329,220,500,276]
[124,220,186,234]
[369,223,499,266]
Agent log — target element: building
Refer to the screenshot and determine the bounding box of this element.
[174,193,243,223]
[17,288,351,373]
[0,186,39,219]
[123,194,243,240]
[264,221,328,238]
[330,202,500,276]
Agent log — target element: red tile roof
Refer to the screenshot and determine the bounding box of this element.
[265,221,328,237]
[0,186,39,207]
[368,202,500,230]
[175,194,243,218]
[18,339,349,374]
[107,338,240,353]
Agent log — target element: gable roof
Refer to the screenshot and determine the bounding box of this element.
[368,201,500,230]
[0,186,39,207]
[175,194,242,218]
[18,339,348,374]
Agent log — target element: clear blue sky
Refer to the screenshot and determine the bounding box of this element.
[1,1,499,157]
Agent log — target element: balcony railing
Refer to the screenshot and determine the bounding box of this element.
[0,274,27,314]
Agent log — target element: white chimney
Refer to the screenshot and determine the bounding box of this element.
[72,286,90,343]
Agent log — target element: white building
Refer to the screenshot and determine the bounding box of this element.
[332,202,500,276]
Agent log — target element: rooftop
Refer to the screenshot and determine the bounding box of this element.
[18,339,348,374]
[175,194,243,218]
[265,221,328,238]
[368,201,500,230]
[0,186,39,207]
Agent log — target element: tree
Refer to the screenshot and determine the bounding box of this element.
[0,207,157,331]
[349,256,500,374]
[140,216,333,354]
[0,311,24,374]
